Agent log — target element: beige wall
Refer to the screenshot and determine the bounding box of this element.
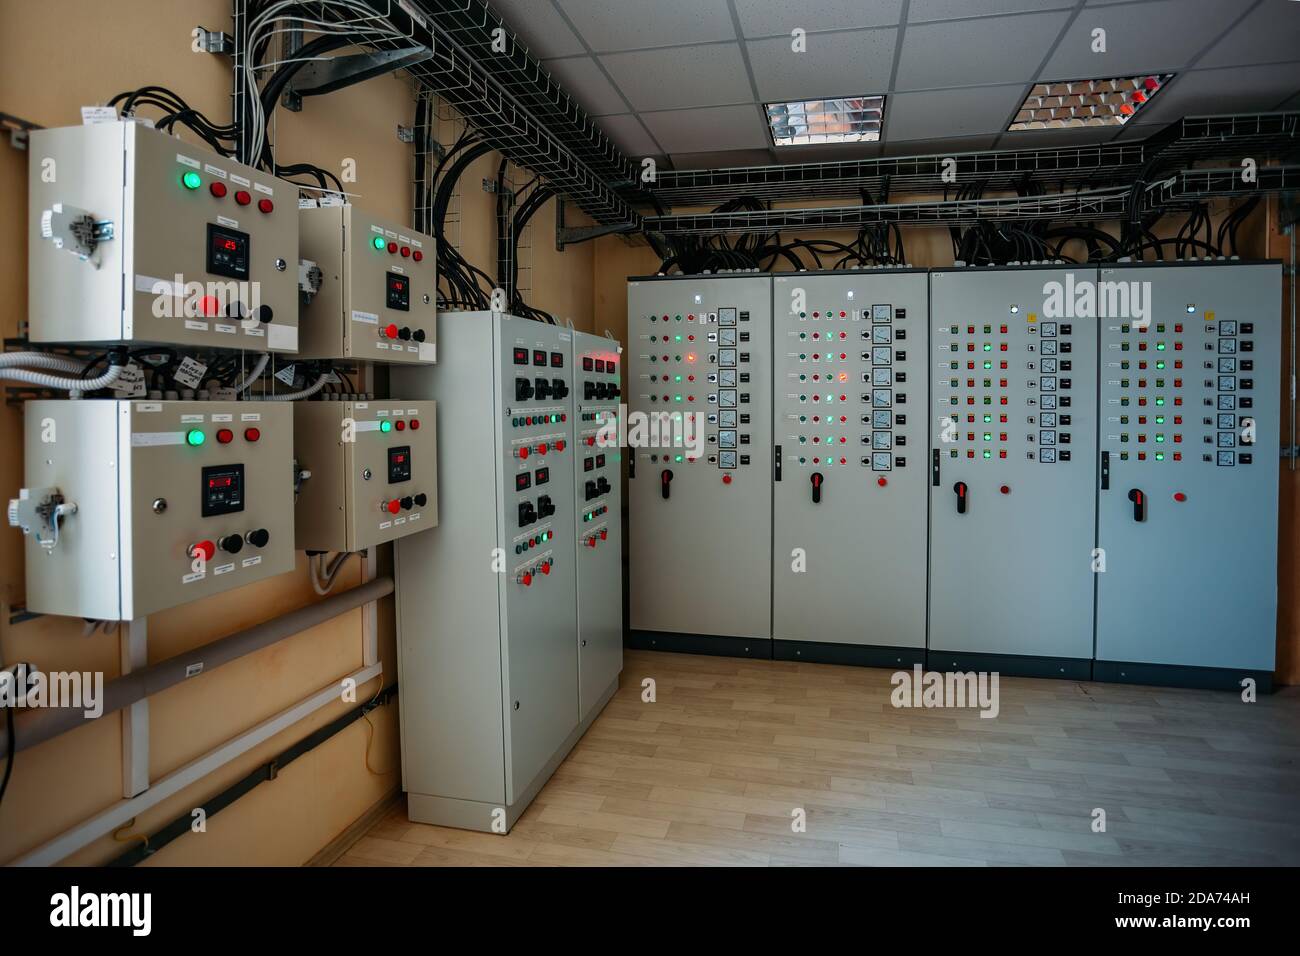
[0,0,594,865]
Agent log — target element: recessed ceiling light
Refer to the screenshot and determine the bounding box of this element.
[1008,75,1173,131]
[765,96,885,147]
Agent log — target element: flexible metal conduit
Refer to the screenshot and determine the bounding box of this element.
[0,576,393,760]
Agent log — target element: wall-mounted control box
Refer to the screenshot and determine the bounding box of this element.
[13,400,295,620]
[28,122,299,352]
[297,204,437,364]
[293,400,438,552]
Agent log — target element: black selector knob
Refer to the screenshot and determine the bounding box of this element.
[412,329,426,342]
[597,476,611,495]
[585,480,598,501]
[953,481,968,515]
[1128,488,1146,522]
[247,528,270,548]
[400,496,414,511]
[398,326,412,341]
[661,469,673,500]
[255,305,273,323]
[610,384,620,398]
[219,533,244,554]
[551,378,567,399]
[534,378,550,400]
[810,471,823,504]
[585,382,596,400]
[517,501,536,527]
[414,493,427,507]
[538,494,556,518]
[515,377,533,401]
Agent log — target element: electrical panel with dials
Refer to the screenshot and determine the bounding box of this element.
[297,204,437,364]
[28,122,299,352]
[292,400,438,552]
[11,400,295,620]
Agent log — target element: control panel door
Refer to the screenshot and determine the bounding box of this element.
[928,268,1098,663]
[1096,263,1279,671]
[772,272,928,653]
[627,277,773,641]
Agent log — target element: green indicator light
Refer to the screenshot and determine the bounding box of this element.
[1155,434,1165,443]
[186,428,205,446]
[675,315,682,321]
[674,455,683,463]
[1155,416,1165,424]
[799,353,807,360]
[1156,361,1166,369]
[798,415,806,422]
[799,332,807,340]
[380,420,392,433]
[983,433,992,441]
[182,171,202,190]
[1155,453,1165,461]
[983,344,992,351]
[799,312,806,318]
[674,375,682,382]
[674,335,682,342]
[1156,342,1166,350]
[982,450,992,459]
[826,436,833,444]
[1155,397,1165,406]
[983,415,992,423]
[799,457,806,464]
[372,236,386,250]
[674,394,682,402]
[983,361,992,369]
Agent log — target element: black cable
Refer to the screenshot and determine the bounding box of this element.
[0,666,15,811]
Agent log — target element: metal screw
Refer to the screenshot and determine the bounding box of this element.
[362,468,372,480]
[275,258,287,271]
[152,498,167,514]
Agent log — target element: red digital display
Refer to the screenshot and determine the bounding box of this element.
[208,476,233,489]
[514,348,529,365]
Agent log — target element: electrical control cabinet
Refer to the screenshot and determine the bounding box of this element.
[14,400,294,620]
[1095,262,1280,681]
[627,275,773,647]
[29,122,299,352]
[771,271,928,662]
[393,312,614,833]
[928,267,1099,675]
[292,400,437,552]
[297,204,437,364]
[571,330,624,721]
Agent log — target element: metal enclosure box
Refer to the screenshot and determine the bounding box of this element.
[1095,261,1280,681]
[571,330,624,721]
[29,123,299,352]
[771,271,928,664]
[627,275,773,649]
[297,204,437,363]
[292,400,438,552]
[19,400,295,620]
[393,313,614,832]
[928,266,1099,676]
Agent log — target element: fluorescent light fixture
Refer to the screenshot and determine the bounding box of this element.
[1009,75,1172,130]
[766,96,884,147]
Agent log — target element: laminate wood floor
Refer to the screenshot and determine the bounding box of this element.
[336,650,1300,867]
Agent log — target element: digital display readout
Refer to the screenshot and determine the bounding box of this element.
[201,464,245,517]
[386,272,410,311]
[388,445,411,484]
[206,223,250,280]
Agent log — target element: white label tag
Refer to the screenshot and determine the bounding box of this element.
[216,215,239,229]
[204,164,227,179]
[109,362,147,397]
[173,356,208,389]
[320,194,345,207]
[185,663,204,678]
[133,431,185,446]
[418,342,436,362]
[254,182,273,195]
[351,310,378,325]
[215,323,237,334]
[240,412,262,422]
[229,173,250,187]
[267,323,297,351]
[214,563,235,576]
[355,420,381,432]
[244,327,265,337]
[274,364,297,386]
[81,106,118,125]
[184,320,209,331]
[176,153,201,169]
[211,413,233,423]
[242,556,262,568]
[182,571,205,584]
[298,197,319,209]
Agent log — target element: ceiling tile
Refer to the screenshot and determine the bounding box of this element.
[1116,62,1300,129]
[894,11,1072,90]
[640,104,772,152]
[1196,1,1300,69]
[600,43,755,112]
[555,0,737,52]
[667,149,775,169]
[489,0,586,58]
[542,56,629,115]
[765,141,885,163]
[747,29,897,102]
[1041,0,1245,77]
[595,114,662,156]
[733,0,903,37]
[909,0,1076,22]
[884,84,1030,139]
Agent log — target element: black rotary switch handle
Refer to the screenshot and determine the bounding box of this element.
[953,481,968,515]
[661,469,673,500]
[1128,488,1146,522]
[810,471,823,504]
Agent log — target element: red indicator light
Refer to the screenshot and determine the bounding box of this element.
[216,428,233,444]
[877,477,887,487]
[599,528,608,540]
[1000,485,1010,495]
[387,241,398,254]
[413,250,423,262]
[257,198,273,214]
[722,474,732,485]
[244,427,261,442]
[540,561,551,575]
[410,419,420,430]
[210,181,227,198]
[400,246,411,258]
[395,420,406,431]
[234,190,251,206]
[1174,492,1187,502]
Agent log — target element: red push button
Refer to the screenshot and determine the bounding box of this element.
[210,181,227,198]
[599,528,608,540]
[234,190,251,206]
[244,427,261,442]
[515,447,529,460]
[1173,492,1187,502]
[586,436,596,446]
[537,443,548,455]
[216,428,234,444]
[189,540,216,562]
[722,474,732,484]
[384,323,399,339]
[555,440,565,451]
[877,477,887,487]
[540,561,551,575]
[385,500,401,515]
[257,198,273,214]
[520,572,533,587]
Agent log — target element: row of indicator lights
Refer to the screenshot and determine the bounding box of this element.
[382,493,429,514]
[380,324,428,342]
[1117,452,1182,462]
[377,418,423,433]
[648,354,698,363]
[515,529,554,555]
[187,427,261,446]
[581,505,609,522]
[513,440,566,459]
[370,235,425,261]
[512,413,567,426]
[188,529,271,561]
[181,171,274,213]
[517,558,554,586]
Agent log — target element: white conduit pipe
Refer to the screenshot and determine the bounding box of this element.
[234,353,271,393]
[257,372,331,401]
[0,362,125,393]
[0,352,88,373]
